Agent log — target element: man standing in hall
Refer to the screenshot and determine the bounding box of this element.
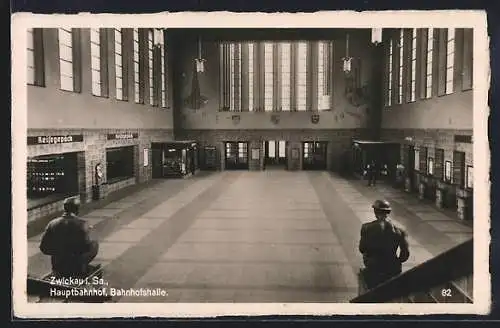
[39,196,99,277]
[359,200,410,289]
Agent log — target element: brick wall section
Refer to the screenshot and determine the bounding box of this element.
[177,129,367,171]
[27,128,173,222]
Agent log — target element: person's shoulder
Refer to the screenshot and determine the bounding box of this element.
[361,220,378,229]
[47,216,64,227]
[389,219,408,234]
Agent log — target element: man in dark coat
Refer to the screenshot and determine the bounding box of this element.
[365,160,378,186]
[359,199,410,289]
[39,196,99,277]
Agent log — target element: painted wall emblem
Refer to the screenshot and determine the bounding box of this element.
[311,114,320,124]
[271,114,280,125]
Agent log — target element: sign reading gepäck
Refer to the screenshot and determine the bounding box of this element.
[107,133,139,140]
[27,135,84,145]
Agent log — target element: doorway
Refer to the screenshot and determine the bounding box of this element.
[264,140,287,169]
[303,141,328,170]
[225,142,249,170]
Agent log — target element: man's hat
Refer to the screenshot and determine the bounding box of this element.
[372,199,392,212]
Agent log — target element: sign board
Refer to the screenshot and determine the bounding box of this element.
[107,133,139,140]
[251,148,260,160]
[27,135,84,145]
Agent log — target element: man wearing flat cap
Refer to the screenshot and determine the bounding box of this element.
[359,199,410,289]
[39,196,99,277]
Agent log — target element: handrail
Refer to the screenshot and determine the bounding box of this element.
[350,239,473,303]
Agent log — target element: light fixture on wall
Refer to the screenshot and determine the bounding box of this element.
[194,36,206,73]
[371,28,382,45]
[342,33,353,74]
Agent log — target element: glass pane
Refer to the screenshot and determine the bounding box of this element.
[268,141,276,158]
[91,56,100,70]
[59,44,73,60]
[27,49,35,68]
[278,141,286,158]
[27,29,34,49]
[58,29,72,44]
[92,69,101,84]
[60,75,73,91]
[115,53,122,67]
[116,88,123,100]
[115,76,122,89]
[59,60,73,76]
[92,82,101,96]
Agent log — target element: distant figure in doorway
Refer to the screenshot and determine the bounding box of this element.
[359,200,410,290]
[365,160,378,186]
[39,196,99,277]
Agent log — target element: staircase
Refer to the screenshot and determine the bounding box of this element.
[351,239,473,303]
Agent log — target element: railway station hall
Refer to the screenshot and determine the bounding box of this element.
[25,27,474,303]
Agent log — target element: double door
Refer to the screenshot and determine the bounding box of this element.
[225,142,249,170]
[303,141,328,170]
[264,140,287,168]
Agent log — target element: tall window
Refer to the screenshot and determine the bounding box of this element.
[410,29,417,102]
[58,28,74,91]
[264,42,274,111]
[160,30,167,108]
[90,28,102,96]
[296,42,307,111]
[148,30,154,105]
[133,28,140,103]
[248,42,255,111]
[446,28,455,95]
[398,29,404,104]
[387,39,393,106]
[281,42,291,111]
[27,28,35,85]
[426,28,434,98]
[230,43,242,111]
[114,28,124,100]
[317,41,330,110]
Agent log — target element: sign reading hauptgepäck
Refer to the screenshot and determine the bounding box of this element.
[107,133,139,140]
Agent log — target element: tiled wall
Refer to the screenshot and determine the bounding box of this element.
[27,128,173,222]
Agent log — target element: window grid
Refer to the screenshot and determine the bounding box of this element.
[414,149,420,171]
[114,29,124,100]
[387,39,393,106]
[160,30,167,108]
[148,30,154,105]
[304,143,310,158]
[296,42,307,111]
[410,29,417,102]
[446,28,455,95]
[248,42,254,111]
[238,142,247,159]
[281,42,291,111]
[398,29,404,104]
[264,42,274,111]
[133,28,140,103]
[27,28,35,85]
[58,28,74,91]
[317,41,330,110]
[426,28,434,99]
[90,28,101,96]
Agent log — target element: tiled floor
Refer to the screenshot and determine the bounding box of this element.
[27,171,472,303]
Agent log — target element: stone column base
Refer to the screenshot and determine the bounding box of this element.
[436,188,444,209]
[418,182,426,200]
[404,177,412,193]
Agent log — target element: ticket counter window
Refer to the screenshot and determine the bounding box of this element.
[106,146,134,182]
[27,152,79,207]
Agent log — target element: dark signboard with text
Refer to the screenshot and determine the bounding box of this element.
[107,133,139,140]
[27,135,84,146]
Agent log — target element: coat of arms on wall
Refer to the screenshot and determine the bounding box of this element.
[232,115,240,125]
[271,114,280,125]
[311,114,320,124]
